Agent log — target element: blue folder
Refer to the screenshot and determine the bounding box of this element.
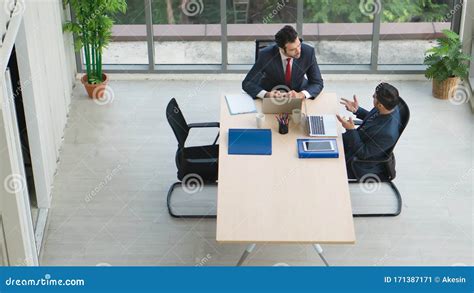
[297,139,339,158]
[228,129,272,155]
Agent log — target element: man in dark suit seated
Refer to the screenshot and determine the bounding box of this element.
[242,25,324,100]
[337,83,402,180]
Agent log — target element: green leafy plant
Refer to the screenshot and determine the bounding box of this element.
[63,0,127,84]
[424,29,471,82]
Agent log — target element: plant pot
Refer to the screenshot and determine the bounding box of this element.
[432,77,459,100]
[81,74,109,99]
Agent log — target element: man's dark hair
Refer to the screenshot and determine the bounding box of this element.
[275,25,298,49]
[375,82,400,110]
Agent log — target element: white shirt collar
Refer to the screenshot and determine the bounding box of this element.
[280,49,292,62]
[279,49,293,71]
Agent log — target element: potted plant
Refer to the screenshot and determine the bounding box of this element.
[63,0,126,99]
[424,29,471,100]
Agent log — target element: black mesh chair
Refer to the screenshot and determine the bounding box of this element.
[166,98,219,218]
[349,97,410,217]
[255,38,304,61]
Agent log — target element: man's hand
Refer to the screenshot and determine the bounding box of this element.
[336,114,355,130]
[340,95,359,113]
[264,90,282,98]
[288,90,305,99]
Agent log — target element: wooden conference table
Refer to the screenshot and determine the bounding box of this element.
[216,92,355,266]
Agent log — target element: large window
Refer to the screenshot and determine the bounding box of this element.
[101,0,148,65]
[152,0,221,65]
[226,0,297,65]
[73,0,462,72]
[303,0,374,65]
[378,0,454,65]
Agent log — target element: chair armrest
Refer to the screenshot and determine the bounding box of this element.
[351,157,392,164]
[188,122,220,128]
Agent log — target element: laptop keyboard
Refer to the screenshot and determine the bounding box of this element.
[309,116,325,135]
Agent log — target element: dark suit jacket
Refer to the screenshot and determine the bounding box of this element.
[242,43,324,99]
[343,106,401,179]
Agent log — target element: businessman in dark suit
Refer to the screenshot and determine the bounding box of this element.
[242,25,324,100]
[337,83,402,179]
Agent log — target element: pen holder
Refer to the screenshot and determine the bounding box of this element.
[278,123,289,134]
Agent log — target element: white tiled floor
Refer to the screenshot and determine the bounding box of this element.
[40,77,473,266]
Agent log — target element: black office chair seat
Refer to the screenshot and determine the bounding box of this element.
[166,98,219,218]
[349,98,410,217]
[177,145,219,182]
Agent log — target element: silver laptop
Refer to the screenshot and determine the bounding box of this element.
[306,115,338,137]
[262,97,303,114]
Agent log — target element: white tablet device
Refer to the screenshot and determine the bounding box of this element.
[303,140,335,152]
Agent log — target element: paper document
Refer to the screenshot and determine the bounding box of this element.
[225,93,257,115]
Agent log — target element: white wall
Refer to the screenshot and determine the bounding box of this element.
[15,0,76,208]
[0,0,75,265]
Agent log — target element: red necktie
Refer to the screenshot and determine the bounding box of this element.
[285,58,292,87]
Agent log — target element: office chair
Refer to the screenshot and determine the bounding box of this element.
[255,38,304,62]
[166,98,219,218]
[349,97,410,217]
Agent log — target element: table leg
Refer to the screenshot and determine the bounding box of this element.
[312,244,329,266]
[236,243,256,266]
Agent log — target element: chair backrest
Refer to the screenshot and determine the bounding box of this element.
[255,38,304,62]
[166,98,189,148]
[388,97,410,154]
[255,39,275,62]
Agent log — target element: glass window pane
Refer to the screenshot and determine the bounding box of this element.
[227,0,297,65]
[152,0,221,65]
[303,0,374,65]
[100,0,149,65]
[378,0,454,65]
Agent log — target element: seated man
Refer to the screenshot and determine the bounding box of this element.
[242,25,323,100]
[337,83,401,180]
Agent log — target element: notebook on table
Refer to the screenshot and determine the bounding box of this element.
[228,129,272,155]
